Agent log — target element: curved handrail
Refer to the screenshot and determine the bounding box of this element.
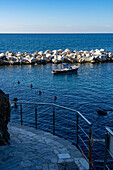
[10,100,92,125]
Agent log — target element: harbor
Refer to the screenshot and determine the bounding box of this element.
[0,0,113,168]
[0,34,113,169]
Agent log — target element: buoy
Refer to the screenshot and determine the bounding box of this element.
[39,90,42,94]
[31,84,33,88]
[18,80,20,84]
[54,96,57,100]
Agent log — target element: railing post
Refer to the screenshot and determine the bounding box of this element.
[7,94,10,122]
[89,124,93,170]
[53,105,55,135]
[76,112,79,148]
[103,132,108,170]
[20,104,22,125]
[35,107,37,129]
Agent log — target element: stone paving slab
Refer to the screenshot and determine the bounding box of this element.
[0,123,89,170]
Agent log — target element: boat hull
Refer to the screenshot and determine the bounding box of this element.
[52,68,78,74]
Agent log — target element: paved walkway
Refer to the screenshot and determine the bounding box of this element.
[0,123,89,170]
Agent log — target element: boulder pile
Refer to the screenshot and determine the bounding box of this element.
[0,48,113,66]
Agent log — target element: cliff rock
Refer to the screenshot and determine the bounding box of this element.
[0,89,10,145]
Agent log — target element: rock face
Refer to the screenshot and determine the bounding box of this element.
[0,89,10,145]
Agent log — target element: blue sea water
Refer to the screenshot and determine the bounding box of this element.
[0,33,113,53]
[0,34,113,168]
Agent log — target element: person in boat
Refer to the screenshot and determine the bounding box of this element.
[69,66,72,70]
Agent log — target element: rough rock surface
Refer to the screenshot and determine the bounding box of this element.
[0,89,10,145]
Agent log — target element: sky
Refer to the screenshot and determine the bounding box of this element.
[0,0,113,33]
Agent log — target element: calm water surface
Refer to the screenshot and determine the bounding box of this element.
[0,33,113,137]
[0,33,113,53]
[0,34,113,168]
[1,63,113,135]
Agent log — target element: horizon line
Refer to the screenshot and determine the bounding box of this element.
[0,32,113,34]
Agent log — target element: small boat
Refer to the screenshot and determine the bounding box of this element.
[52,64,79,74]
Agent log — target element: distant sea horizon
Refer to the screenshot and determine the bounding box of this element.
[0,33,113,54]
[0,32,113,34]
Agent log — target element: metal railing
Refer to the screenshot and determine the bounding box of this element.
[10,101,92,169]
[104,127,113,170]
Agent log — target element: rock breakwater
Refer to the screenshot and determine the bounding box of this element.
[0,48,113,66]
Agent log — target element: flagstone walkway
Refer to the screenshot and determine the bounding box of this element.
[0,123,89,170]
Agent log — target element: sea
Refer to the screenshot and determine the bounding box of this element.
[0,33,113,169]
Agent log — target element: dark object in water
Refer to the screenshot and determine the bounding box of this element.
[97,110,107,115]
[13,98,18,101]
[13,98,18,108]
